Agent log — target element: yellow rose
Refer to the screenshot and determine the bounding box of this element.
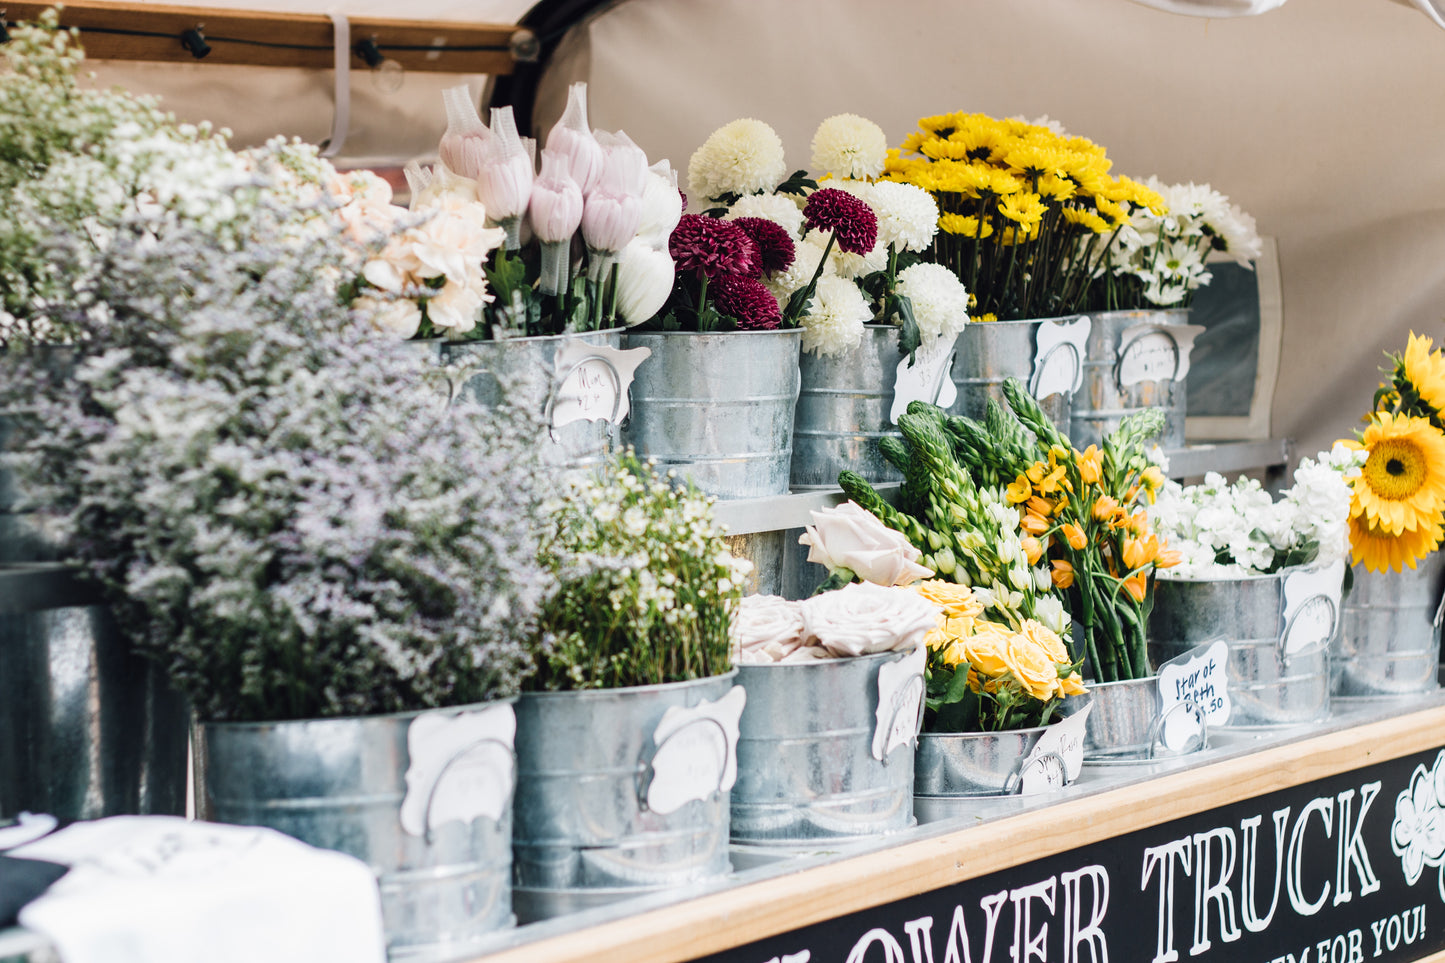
[1018,618,1070,666]
[1004,632,1061,702]
[1060,673,1087,696]
[963,622,1013,679]
[916,580,985,620]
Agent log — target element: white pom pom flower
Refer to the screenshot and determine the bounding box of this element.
[869,180,939,253]
[800,274,872,357]
[896,262,970,342]
[726,191,805,238]
[811,113,888,181]
[687,118,787,204]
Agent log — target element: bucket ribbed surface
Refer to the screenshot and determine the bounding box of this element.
[947,317,1077,436]
[1070,308,1188,450]
[1335,555,1445,696]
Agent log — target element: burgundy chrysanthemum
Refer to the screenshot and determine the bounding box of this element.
[712,274,782,330]
[730,217,796,278]
[668,213,759,279]
[802,187,878,255]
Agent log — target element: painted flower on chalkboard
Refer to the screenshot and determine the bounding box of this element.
[1390,750,1445,886]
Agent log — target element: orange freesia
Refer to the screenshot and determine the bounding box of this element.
[1122,571,1147,603]
[1027,458,1067,494]
[1061,522,1088,551]
[1051,559,1075,589]
[1092,495,1123,523]
[1075,445,1103,485]
[1021,511,1051,535]
[1122,534,1162,572]
[1119,511,1149,535]
[1156,545,1184,569]
[1021,535,1044,565]
[1026,495,1058,519]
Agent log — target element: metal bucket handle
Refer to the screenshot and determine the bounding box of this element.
[422,736,517,845]
[1111,327,1180,393]
[543,355,624,438]
[1002,750,1068,795]
[1278,593,1338,667]
[1432,590,1445,636]
[636,714,732,812]
[879,671,927,768]
[1028,341,1082,401]
[1146,699,1208,759]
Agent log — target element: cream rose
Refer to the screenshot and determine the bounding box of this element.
[799,581,939,658]
[799,501,933,587]
[731,594,807,664]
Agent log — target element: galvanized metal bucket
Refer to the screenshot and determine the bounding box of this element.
[1334,554,1445,696]
[0,564,187,824]
[792,324,955,490]
[1082,676,1208,759]
[511,673,738,922]
[1071,308,1194,450]
[406,329,624,472]
[1150,572,1333,727]
[621,330,802,499]
[196,701,518,960]
[731,650,920,844]
[915,696,1089,797]
[947,316,1086,437]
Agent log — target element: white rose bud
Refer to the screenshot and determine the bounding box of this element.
[798,501,933,587]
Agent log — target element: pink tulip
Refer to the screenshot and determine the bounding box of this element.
[530,149,584,244]
[438,85,490,180]
[545,82,604,196]
[476,106,534,248]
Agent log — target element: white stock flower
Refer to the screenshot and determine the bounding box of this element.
[731,594,807,664]
[810,113,888,181]
[687,118,787,204]
[895,262,970,342]
[799,581,940,658]
[726,191,806,238]
[799,274,872,357]
[868,180,938,253]
[798,500,933,586]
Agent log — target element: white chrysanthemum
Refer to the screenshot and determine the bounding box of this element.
[827,234,888,280]
[811,113,888,181]
[869,180,938,253]
[1206,202,1264,267]
[895,262,970,342]
[687,118,787,204]
[764,236,833,303]
[725,191,805,238]
[800,274,871,357]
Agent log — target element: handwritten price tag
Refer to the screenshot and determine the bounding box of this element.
[399,703,516,838]
[872,645,927,761]
[1019,702,1092,795]
[1115,322,1205,388]
[550,342,651,428]
[1030,316,1091,400]
[645,686,746,815]
[1282,560,1345,656]
[1157,640,1231,743]
[890,332,960,423]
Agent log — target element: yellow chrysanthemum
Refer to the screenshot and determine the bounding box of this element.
[1349,512,1445,573]
[1401,332,1445,413]
[998,192,1048,228]
[938,213,993,238]
[1004,144,1069,180]
[1036,173,1077,202]
[1349,412,1445,535]
[1094,197,1129,229]
[1061,207,1110,234]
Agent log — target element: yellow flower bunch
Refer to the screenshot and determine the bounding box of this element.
[1341,334,1445,572]
[918,579,1085,732]
[886,113,1165,321]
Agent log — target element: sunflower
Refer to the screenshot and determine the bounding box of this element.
[1349,412,1445,535]
[1400,332,1445,414]
[1348,513,1444,573]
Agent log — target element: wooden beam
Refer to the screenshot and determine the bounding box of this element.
[3,1,523,74]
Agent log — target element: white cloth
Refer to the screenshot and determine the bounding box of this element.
[12,817,385,963]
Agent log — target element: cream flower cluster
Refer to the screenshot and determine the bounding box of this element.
[896,262,970,343]
[732,582,939,663]
[687,118,788,204]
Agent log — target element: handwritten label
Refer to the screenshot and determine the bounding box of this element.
[1115,322,1205,388]
[872,645,927,761]
[1158,640,1231,741]
[646,685,747,815]
[1030,316,1091,400]
[399,703,516,838]
[1019,702,1092,795]
[890,332,960,424]
[1282,560,1345,656]
[0,812,57,851]
[551,342,651,428]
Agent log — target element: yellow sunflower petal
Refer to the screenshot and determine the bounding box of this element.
[1351,412,1445,536]
[1349,512,1444,573]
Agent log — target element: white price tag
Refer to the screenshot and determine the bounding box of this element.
[1157,640,1231,740]
[872,645,926,761]
[645,686,746,815]
[1282,560,1345,656]
[1019,702,1092,795]
[1115,323,1205,388]
[1030,316,1091,400]
[890,332,960,424]
[399,703,516,838]
[550,342,651,428]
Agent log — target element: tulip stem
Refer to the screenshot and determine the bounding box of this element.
[500,216,522,253]
[539,240,569,297]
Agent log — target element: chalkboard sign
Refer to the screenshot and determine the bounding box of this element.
[693,744,1445,963]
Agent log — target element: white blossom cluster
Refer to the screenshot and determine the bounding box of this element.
[0,181,559,722]
[1102,178,1263,307]
[536,455,753,690]
[1148,447,1362,579]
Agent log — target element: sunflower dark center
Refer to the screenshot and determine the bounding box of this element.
[1388,458,1406,476]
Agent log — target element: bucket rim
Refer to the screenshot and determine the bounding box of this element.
[1083,674,1160,693]
[197,696,517,733]
[964,313,1085,328]
[518,668,739,702]
[436,326,625,348]
[917,692,1091,741]
[622,328,803,340]
[734,646,918,671]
